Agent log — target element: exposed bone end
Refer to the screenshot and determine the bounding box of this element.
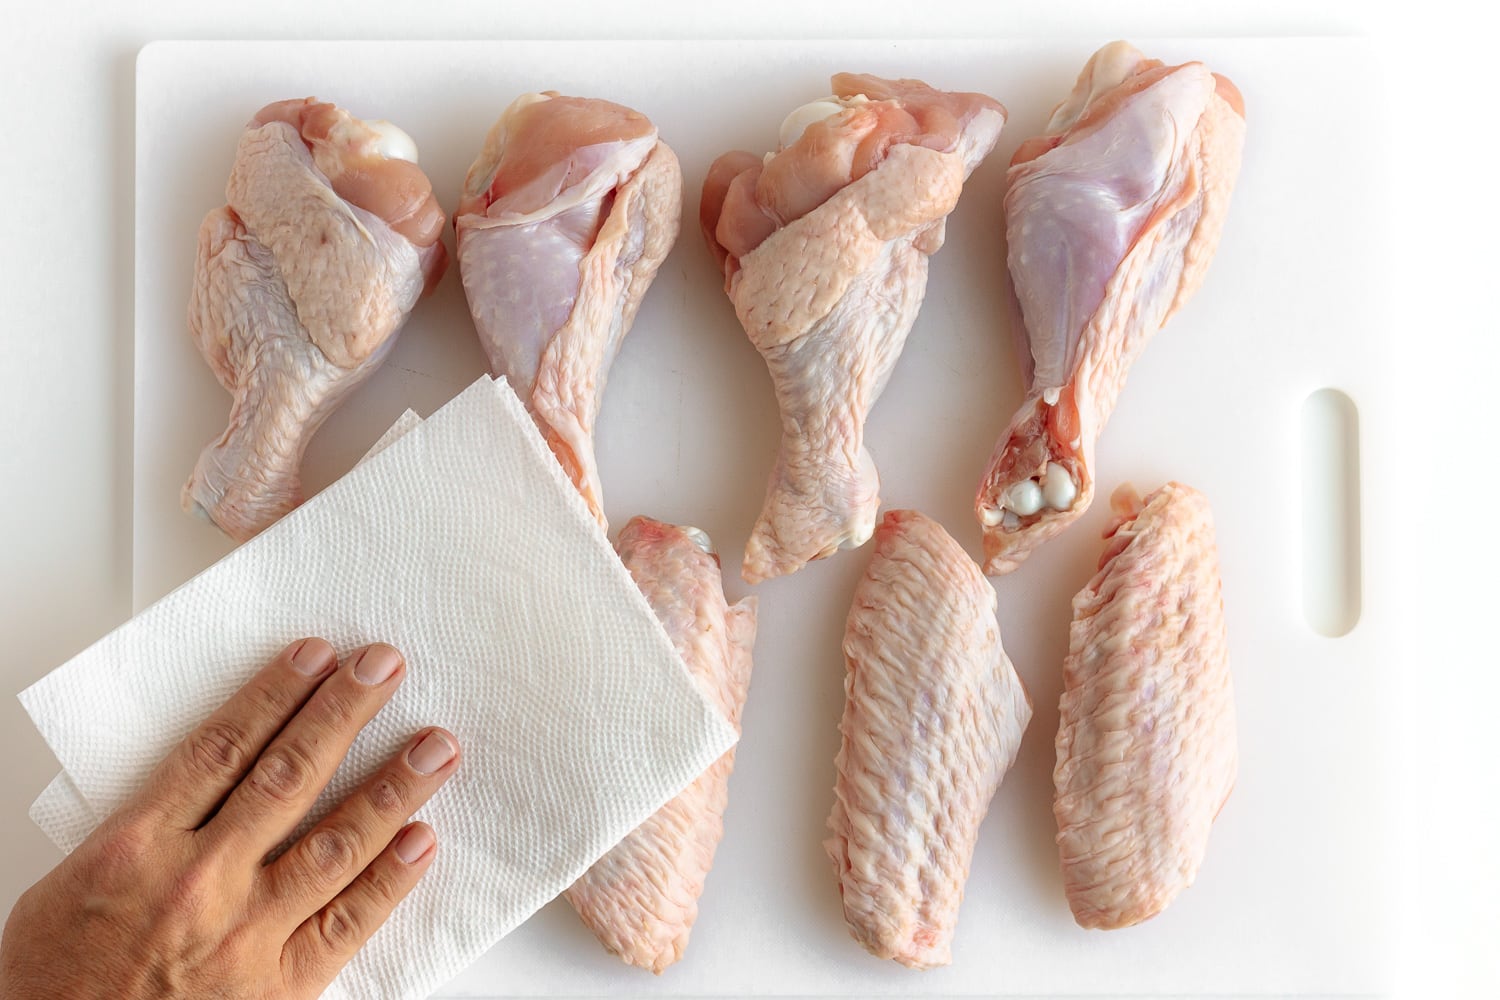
[1004,480,1043,517]
[356,118,419,163]
[840,505,880,552]
[778,98,846,149]
[618,516,719,568]
[679,525,716,556]
[983,463,1075,528]
[840,448,882,551]
[1045,40,1152,134]
[1042,462,1078,511]
[978,466,1095,577]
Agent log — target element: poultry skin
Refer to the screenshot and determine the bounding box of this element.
[455,93,682,528]
[185,98,446,542]
[1054,481,1236,929]
[827,508,1030,968]
[703,75,1005,583]
[975,42,1245,574]
[566,517,757,972]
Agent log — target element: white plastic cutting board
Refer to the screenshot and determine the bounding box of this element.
[134,39,1396,997]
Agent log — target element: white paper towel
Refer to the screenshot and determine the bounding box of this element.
[18,375,738,1000]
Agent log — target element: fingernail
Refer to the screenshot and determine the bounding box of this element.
[352,644,403,685]
[406,731,457,775]
[394,824,435,864]
[290,639,336,677]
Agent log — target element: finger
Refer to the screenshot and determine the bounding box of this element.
[201,643,406,854]
[260,727,459,919]
[132,638,339,829]
[283,822,437,993]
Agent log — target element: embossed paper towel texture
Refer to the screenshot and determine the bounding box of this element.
[18,376,737,1000]
[28,409,428,852]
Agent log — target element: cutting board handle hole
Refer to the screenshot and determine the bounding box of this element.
[1301,388,1362,637]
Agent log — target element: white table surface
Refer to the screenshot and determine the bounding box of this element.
[0,2,1493,997]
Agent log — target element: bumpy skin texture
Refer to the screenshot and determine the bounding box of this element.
[1054,482,1236,930]
[976,42,1246,575]
[703,76,1005,583]
[455,94,682,528]
[185,99,447,542]
[827,509,1031,969]
[565,517,758,973]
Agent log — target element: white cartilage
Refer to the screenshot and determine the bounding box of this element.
[364,119,420,163]
[1004,480,1044,517]
[1042,462,1077,511]
[983,461,1075,527]
[778,98,847,149]
[1042,386,1061,406]
[1044,40,1146,133]
[680,525,715,555]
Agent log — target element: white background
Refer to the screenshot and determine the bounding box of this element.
[0,2,1493,998]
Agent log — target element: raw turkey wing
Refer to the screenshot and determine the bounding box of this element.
[1054,481,1236,929]
[565,517,757,973]
[826,508,1030,969]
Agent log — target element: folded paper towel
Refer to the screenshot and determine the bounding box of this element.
[18,374,738,1000]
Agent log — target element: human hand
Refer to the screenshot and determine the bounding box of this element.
[0,638,461,999]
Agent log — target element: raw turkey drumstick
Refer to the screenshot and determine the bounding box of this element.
[455,93,682,529]
[826,509,1030,969]
[702,75,1005,583]
[975,41,1245,574]
[185,98,447,541]
[1054,482,1236,929]
[566,517,758,973]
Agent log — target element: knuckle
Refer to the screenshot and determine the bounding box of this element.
[360,860,406,911]
[163,858,216,918]
[83,817,154,887]
[189,718,251,779]
[10,881,43,923]
[103,804,155,846]
[365,772,414,818]
[246,742,314,805]
[301,827,356,883]
[312,687,360,731]
[238,674,282,713]
[315,900,363,953]
[213,925,256,972]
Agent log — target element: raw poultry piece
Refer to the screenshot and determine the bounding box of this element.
[826,509,1030,969]
[975,41,1246,574]
[566,516,758,973]
[702,75,1006,583]
[1054,481,1236,929]
[455,93,681,528]
[185,98,447,542]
